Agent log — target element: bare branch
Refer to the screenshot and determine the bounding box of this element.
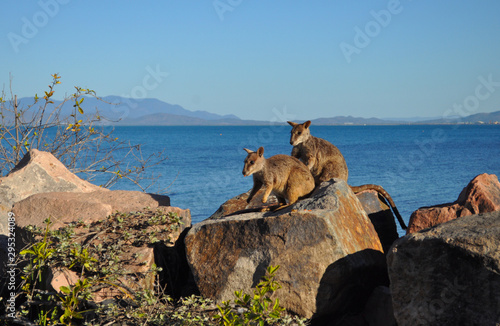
[0,74,168,193]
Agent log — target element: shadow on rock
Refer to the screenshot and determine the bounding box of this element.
[311,249,389,325]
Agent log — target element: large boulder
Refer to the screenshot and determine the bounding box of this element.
[0,149,107,297]
[208,187,279,219]
[13,190,170,232]
[185,179,388,320]
[0,149,189,302]
[210,186,400,253]
[387,211,500,325]
[355,190,399,253]
[407,173,500,234]
[0,149,104,238]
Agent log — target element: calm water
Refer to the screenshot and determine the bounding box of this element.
[106,124,500,235]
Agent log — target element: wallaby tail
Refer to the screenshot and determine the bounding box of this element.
[350,184,407,230]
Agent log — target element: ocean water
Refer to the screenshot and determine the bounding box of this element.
[106,124,500,235]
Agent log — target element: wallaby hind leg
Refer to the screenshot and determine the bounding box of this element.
[319,163,348,183]
[286,187,300,205]
[315,170,335,186]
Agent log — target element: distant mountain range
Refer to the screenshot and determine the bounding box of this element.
[416,110,500,125]
[13,96,500,126]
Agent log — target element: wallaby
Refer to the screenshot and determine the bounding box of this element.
[288,120,407,229]
[242,147,315,207]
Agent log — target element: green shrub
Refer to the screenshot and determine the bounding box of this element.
[10,210,187,325]
[7,214,308,325]
[214,266,307,326]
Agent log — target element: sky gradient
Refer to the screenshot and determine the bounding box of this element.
[2,1,500,121]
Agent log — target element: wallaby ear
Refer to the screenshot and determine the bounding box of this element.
[304,120,312,128]
[257,147,264,157]
[243,148,253,154]
[287,121,297,127]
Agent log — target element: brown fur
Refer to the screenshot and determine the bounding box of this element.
[288,120,348,184]
[288,120,407,229]
[242,146,315,205]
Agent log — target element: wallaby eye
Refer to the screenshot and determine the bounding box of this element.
[250,160,255,164]
[297,131,302,135]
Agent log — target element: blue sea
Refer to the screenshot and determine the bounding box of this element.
[106,124,499,235]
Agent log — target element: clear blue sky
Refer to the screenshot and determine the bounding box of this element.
[2,1,500,121]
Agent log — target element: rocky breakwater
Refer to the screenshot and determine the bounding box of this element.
[0,149,190,302]
[388,210,500,325]
[387,173,500,325]
[407,173,500,234]
[185,179,393,322]
[0,149,103,240]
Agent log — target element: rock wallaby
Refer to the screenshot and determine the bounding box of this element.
[242,147,315,206]
[288,120,407,229]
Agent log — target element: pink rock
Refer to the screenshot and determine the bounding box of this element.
[47,268,80,293]
[13,190,171,231]
[407,173,500,234]
[1,150,190,303]
[1,149,104,236]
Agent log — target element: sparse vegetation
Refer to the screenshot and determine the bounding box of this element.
[7,210,187,325]
[3,212,308,325]
[214,266,307,326]
[0,74,166,191]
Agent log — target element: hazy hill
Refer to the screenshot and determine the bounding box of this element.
[119,113,269,126]
[11,96,500,126]
[16,96,240,123]
[98,96,240,121]
[311,116,405,125]
[419,110,500,124]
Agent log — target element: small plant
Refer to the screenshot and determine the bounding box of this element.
[19,218,59,325]
[20,218,56,292]
[69,246,97,272]
[58,278,92,324]
[215,265,287,326]
[171,295,215,325]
